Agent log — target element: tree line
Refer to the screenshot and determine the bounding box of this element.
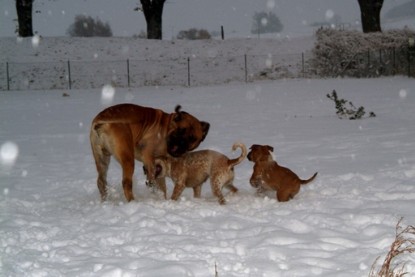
[15,0,385,39]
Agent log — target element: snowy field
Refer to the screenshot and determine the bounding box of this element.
[1,76,415,276]
[1,35,415,276]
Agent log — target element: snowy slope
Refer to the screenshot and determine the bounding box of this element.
[1,77,415,276]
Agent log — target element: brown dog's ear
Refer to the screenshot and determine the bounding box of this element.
[266,145,274,152]
[173,105,183,122]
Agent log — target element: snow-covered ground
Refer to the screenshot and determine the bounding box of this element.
[1,36,415,276]
[1,77,415,276]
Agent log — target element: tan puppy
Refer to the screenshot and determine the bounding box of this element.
[247,144,317,202]
[90,104,209,202]
[156,142,247,205]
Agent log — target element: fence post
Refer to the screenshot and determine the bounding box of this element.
[408,47,411,78]
[6,62,10,90]
[187,57,190,87]
[367,49,370,70]
[67,60,72,90]
[244,54,248,82]
[127,59,130,87]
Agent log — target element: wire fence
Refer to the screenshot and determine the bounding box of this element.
[1,48,414,91]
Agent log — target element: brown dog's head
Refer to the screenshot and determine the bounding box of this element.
[247,144,274,162]
[167,105,210,157]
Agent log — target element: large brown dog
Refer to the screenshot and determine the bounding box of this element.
[247,144,317,202]
[155,142,247,205]
[90,103,209,202]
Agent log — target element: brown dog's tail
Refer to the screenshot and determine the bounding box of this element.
[301,172,318,185]
[228,142,247,167]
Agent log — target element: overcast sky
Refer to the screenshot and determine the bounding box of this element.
[0,0,411,38]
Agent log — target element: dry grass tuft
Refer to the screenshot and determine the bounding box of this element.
[369,217,415,277]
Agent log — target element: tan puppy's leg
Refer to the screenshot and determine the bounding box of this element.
[211,179,226,205]
[225,183,238,194]
[171,182,186,201]
[155,178,167,199]
[193,185,202,198]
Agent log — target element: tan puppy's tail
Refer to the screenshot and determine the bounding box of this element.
[300,172,318,185]
[228,142,247,167]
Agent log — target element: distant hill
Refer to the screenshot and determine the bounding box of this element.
[384,0,415,19]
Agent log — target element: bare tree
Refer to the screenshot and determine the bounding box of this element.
[140,0,166,39]
[357,0,384,33]
[16,0,34,37]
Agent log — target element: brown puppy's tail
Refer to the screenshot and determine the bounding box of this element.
[300,172,318,185]
[228,142,247,167]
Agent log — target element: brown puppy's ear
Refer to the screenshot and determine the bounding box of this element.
[201,121,210,141]
[250,144,259,150]
[266,145,274,152]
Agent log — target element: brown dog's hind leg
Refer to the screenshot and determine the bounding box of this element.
[96,153,110,201]
[90,137,111,201]
[276,187,299,202]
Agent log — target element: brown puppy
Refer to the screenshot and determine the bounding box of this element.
[247,144,317,202]
[90,104,209,202]
[156,142,247,205]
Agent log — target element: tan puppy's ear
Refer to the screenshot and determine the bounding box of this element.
[266,145,274,152]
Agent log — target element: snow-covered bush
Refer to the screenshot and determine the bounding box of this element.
[311,28,415,77]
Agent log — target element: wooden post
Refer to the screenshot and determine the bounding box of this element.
[67,60,72,90]
[244,54,248,82]
[127,59,130,87]
[221,26,224,40]
[6,62,10,90]
[187,57,190,87]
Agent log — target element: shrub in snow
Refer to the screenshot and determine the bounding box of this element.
[327,90,375,120]
[177,28,211,40]
[311,28,415,77]
[369,218,415,277]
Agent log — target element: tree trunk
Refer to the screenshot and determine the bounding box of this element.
[16,0,34,37]
[140,0,165,40]
[357,0,383,33]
